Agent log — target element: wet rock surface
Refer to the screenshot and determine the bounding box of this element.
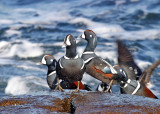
[0,92,160,113]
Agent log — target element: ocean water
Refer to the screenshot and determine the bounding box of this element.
[0,0,160,98]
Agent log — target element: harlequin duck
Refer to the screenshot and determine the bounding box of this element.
[41,55,58,89]
[117,40,142,80]
[117,41,159,99]
[80,30,127,92]
[41,55,91,91]
[120,59,159,99]
[56,34,85,92]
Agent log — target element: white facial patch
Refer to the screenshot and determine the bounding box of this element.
[81,33,85,39]
[90,35,92,37]
[41,56,46,64]
[66,35,71,46]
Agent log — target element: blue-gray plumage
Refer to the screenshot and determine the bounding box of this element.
[117,40,142,80]
[56,34,85,92]
[41,55,90,91]
[80,30,126,85]
[117,40,159,99]
[41,55,57,89]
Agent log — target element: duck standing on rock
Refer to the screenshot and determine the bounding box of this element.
[41,55,91,91]
[80,30,128,92]
[117,40,159,99]
[41,55,58,89]
[56,34,85,92]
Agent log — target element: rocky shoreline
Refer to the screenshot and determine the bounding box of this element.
[0,92,160,113]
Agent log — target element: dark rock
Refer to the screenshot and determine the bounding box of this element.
[0,92,159,113]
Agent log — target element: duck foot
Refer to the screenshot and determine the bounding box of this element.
[105,80,113,93]
[55,78,65,92]
[55,84,65,92]
[72,81,80,93]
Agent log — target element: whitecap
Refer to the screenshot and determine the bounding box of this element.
[71,17,125,36]
[135,59,151,70]
[72,17,160,41]
[0,19,13,25]
[5,76,30,95]
[53,51,65,60]
[5,76,48,95]
[0,40,43,58]
[5,29,21,37]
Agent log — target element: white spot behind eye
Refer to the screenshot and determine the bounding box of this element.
[90,35,92,37]
[50,59,53,62]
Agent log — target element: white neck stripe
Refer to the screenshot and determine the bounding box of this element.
[84,57,94,64]
[64,55,79,60]
[80,60,85,70]
[74,54,79,59]
[83,51,95,54]
[132,81,141,95]
[48,71,56,76]
[64,56,70,60]
[59,58,64,68]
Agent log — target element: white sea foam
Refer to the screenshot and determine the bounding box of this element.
[17,64,46,72]
[77,46,85,56]
[0,19,13,25]
[135,59,151,70]
[0,58,17,65]
[82,73,101,90]
[5,29,21,37]
[5,77,30,95]
[0,41,10,49]
[97,51,117,63]
[71,17,124,37]
[5,76,48,95]
[0,40,43,58]
[19,9,72,25]
[53,51,65,60]
[71,17,160,40]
